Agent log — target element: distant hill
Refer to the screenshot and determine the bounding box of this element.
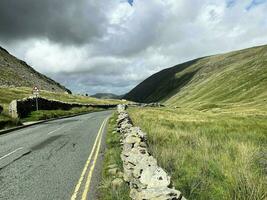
[0,46,71,93]
[91,93,122,99]
[124,45,267,108]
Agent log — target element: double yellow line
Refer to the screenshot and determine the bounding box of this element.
[71,117,109,200]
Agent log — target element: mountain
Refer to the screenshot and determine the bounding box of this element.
[0,46,71,93]
[91,93,122,99]
[124,45,267,108]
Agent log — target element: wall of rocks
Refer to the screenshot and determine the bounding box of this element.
[9,96,117,118]
[116,104,186,200]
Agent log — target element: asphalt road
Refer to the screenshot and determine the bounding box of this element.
[0,110,112,200]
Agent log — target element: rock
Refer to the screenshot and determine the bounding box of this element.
[139,142,147,148]
[108,168,118,176]
[130,188,184,200]
[117,171,124,178]
[125,135,141,145]
[111,178,124,190]
[107,164,118,169]
[116,104,186,200]
[139,166,171,189]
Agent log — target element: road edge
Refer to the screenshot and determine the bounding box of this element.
[0,110,114,136]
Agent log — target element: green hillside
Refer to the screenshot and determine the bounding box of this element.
[124,44,267,199]
[0,46,71,93]
[125,45,267,110]
[91,93,122,100]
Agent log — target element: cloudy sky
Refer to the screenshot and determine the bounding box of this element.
[0,0,267,95]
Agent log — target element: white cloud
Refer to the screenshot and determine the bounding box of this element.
[1,0,267,94]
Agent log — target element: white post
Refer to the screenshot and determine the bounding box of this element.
[35,94,39,111]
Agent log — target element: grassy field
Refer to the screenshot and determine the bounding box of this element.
[123,44,267,199]
[98,113,130,200]
[128,107,267,200]
[0,87,123,129]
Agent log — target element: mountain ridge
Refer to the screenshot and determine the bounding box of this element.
[124,44,267,108]
[0,46,71,94]
[91,93,123,99]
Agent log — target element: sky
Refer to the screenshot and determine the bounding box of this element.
[0,0,267,95]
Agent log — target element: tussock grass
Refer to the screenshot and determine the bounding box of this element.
[98,113,130,200]
[0,113,21,130]
[129,107,267,200]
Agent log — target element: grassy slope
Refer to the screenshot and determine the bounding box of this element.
[0,46,70,93]
[129,107,267,200]
[125,45,267,110]
[125,45,267,199]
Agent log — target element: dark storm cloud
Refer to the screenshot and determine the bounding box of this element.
[50,72,142,95]
[0,0,106,44]
[1,0,267,95]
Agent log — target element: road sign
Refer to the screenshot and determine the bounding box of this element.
[32,86,40,96]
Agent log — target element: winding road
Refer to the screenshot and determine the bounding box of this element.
[0,110,112,200]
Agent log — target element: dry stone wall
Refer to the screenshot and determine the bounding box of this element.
[117,104,186,200]
[9,96,117,118]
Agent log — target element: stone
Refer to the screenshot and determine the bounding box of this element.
[139,165,171,188]
[9,100,18,118]
[108,168,118,176]
[116,104,186,200]
[117,171,124,178]
[125,135,141,145]
[107,164,118,169]
[111,178,124,190]
[130,188,183,200]
[139,142,147,148]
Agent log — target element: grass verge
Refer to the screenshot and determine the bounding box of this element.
[0,113,21,130]
[98,113,130,200]
[128,107,267,200]
[0,107,111,130]
[21,107,104,122]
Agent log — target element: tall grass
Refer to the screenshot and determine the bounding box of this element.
[98,113,130,200]
[129,107,267,200]
[22,107,104,122]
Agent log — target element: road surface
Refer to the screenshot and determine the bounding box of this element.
[0,110,112,200]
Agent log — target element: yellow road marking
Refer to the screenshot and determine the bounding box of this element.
[81,117,108,200]
[71,118,107,200]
